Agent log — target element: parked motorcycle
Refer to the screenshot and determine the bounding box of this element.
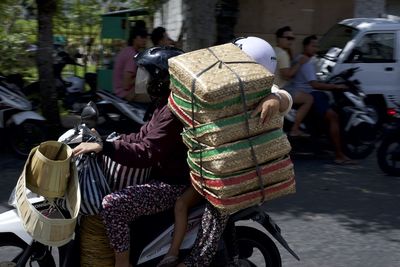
[95,89,149,136]
[0,102,300,266]
[0,74,46,157]
[377,102,400,176]
[285,67,378,159]
[23,50,97,113]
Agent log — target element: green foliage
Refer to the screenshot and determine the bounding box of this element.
[0,0,162,78]
[0,32,37,77]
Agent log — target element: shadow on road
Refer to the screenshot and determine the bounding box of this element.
[267,153,400,236]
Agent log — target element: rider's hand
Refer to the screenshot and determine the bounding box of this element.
[251,94,280,126]
[72,142,103,156]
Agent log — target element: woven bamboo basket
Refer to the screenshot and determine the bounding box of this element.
[80,215,114,267]
[168,43,274,107]
[189,155,294,198]
[192,175,296,215]
[184,114,283,148]
[15,147,80,247]
[186,129,291,175]
[169,92,283,146]
[26,141,72,198]
[169,91,264,124]
[169,79,270,111]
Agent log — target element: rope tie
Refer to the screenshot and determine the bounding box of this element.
[188,47,266,203]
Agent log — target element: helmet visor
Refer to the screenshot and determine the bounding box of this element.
[135,66,151,94]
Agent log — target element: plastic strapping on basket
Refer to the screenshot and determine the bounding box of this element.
[188,46,266,203]
[189,59,221,192]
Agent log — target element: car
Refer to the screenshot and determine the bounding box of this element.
[316,17,400,125]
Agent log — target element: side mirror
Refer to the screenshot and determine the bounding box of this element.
[80,101,98,127]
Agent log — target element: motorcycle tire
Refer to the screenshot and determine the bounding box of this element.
[377,135,400,176]
[342,142,375,160]
[0,233,55,267]
[342,129,376,159]
[236,226,282,267]
[8,121,46,158]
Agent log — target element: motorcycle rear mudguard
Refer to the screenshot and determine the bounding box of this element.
[230,206,300,261]
[0,209,32,245]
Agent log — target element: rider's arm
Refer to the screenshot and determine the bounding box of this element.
[251,85,292,124]
[271,85,292,115]
[280,55,308,80]
[310,80,347,91]
[102,105,182,168]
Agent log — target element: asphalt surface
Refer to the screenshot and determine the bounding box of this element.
[1,148,399,266]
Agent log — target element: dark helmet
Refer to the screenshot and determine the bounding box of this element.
[135,46,184,98]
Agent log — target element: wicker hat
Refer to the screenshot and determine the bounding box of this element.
[15,142,81,247]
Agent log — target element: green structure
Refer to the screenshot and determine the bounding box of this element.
[97,8,149,92]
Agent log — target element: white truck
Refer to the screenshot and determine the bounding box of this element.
[316,17,400,124]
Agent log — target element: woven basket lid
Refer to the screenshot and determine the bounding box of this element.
[15,145,81,247]
[26,141,72,198]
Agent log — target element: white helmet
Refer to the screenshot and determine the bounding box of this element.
[233,36,277,74]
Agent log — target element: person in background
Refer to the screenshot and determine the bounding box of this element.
[275,26,313,137]
[112,26,150,103]
[151,26,174,47]
[290,35,355,165]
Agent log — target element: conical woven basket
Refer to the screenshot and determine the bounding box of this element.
[15,146,80,247]
[80,215,114,267]
[168,43,274,107]
[186,129,291,175]
[189,156,294,198]
[26,141,72,198]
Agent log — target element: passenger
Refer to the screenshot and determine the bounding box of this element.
[157,36,294,267]
[112,26,150,103]
[151,26,174,47]
[290,35,355,165]
[275,26,313,137]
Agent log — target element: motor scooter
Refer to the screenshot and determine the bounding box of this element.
[377,101,400,176]
[0,74,46,157]
[22,50,98,113]
[0,102,300,266]
[285,67,378,159]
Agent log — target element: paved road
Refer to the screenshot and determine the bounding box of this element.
[263,153,400,267]
[1,150,399,266]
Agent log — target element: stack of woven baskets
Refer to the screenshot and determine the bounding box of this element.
[168,43,296,214]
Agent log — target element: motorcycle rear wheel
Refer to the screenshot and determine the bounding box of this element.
[8,121,46,158]
[377,135,400,176]
[236,226,282,267]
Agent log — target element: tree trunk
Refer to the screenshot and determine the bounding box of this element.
[182,0,217,51]
[215,0,239,45]
[36,0,60,137]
